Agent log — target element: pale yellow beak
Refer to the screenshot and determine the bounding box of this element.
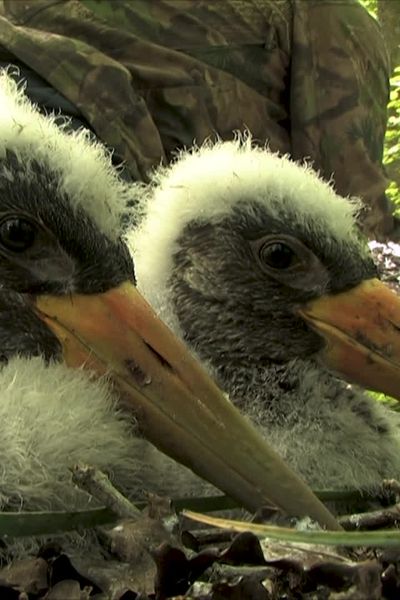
[299,278,400,400]
[34,281,340,530]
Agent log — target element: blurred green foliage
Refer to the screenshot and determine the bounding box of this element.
[360,0,400,213]
[369,390,400,410]
[360,0,378,17]
[386,66,400,213]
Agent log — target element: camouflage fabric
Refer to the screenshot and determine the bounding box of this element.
[0,0,393,238]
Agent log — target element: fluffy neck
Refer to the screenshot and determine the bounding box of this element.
[0,356,214,557]
[149,271,400,493]
[0,356,212,514]
[204,355,400,492]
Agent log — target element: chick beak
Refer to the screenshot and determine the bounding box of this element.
[299,278,400,400]
[34,281,339,530]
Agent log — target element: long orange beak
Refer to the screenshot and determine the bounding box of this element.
[299,278,400,400]
[34,281,339,530]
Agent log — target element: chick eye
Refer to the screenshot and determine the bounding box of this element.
[259,242,297,270]
[0,217,37,253]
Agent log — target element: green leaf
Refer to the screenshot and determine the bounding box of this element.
[183,510,400,548]
[0,507,118,538]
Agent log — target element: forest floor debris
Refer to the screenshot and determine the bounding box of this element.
[369,240,400,293]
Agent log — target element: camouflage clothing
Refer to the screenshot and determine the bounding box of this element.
[0,0,393,237]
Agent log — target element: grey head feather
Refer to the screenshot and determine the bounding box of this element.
[130,140,400,496]
[0,73,217,558]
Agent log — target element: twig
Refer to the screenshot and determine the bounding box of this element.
[382,479,400,498]
[186,528,235,547]
[339,503,400,531]
[70,464,141,519]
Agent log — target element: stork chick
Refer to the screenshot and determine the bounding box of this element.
[131,139,400,496]
[0,72,338,545]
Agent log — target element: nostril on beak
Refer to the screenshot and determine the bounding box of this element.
[144,342,174,371]
[124,359,152,386]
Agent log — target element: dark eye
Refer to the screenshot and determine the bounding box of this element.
[0,218,37,253]
[259,242,296,269]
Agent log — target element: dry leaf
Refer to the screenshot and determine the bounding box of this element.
[0,557,48,594]
[44,579,91,600]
